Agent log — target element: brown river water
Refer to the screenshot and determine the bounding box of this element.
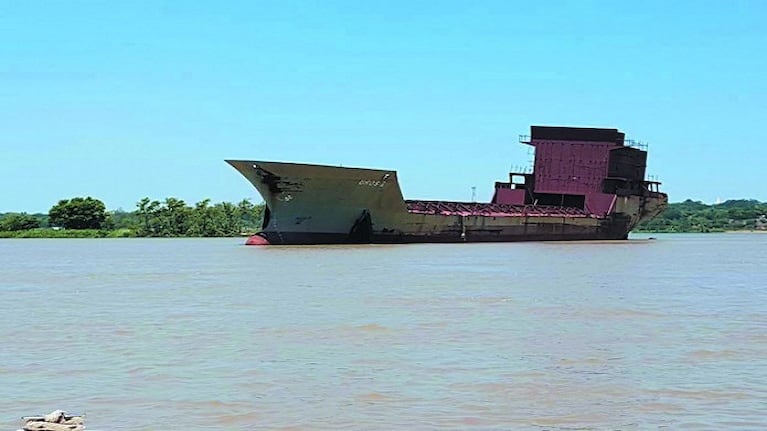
[1,234,766,430]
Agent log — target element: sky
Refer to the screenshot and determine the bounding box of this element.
[1,1,766,213]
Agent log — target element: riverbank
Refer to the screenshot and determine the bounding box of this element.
[634,228,767,234]
[0,228,133,238]
[0,228,255,239]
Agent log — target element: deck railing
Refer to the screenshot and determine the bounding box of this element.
[405,200,590,218]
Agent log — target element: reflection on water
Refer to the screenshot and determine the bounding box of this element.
[1,234,766,430]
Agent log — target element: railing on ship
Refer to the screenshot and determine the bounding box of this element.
[624,139,648,151]
[645,174,662,193]
[520,134,648,150]
[405,200,590,218]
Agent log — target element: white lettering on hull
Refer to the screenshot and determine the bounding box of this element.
[358,179,387,188]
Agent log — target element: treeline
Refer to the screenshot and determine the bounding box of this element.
[636,199,767,233]
[5,196,767,237]
[0,196,264,238]
[132,198,263,237]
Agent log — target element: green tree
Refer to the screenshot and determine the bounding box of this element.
[636,199,767,232]
[110,209,139,230]
[0,213,40,231]
[215,201,241,235]
[188,198,213,236]
[238,199,265,232]
[136,198,161,236]
[49,197,107,229]
[159,197,190,236]
[130,197,266,237]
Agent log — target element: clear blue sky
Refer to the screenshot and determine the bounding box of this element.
[1,1,765,213]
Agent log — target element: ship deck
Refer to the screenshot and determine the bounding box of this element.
[405,200,592,218]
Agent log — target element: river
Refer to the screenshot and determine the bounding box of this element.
[1,234,765,430]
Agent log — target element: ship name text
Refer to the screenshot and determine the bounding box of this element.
[358,179,387,188]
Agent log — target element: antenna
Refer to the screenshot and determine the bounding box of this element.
[471,186,477,202]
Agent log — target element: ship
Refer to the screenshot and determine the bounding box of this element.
[227,126,667,245]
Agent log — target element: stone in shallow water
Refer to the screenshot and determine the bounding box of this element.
[21,410,84,431]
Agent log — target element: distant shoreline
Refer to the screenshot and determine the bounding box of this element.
[0,228,253,239]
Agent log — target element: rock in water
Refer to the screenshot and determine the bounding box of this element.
[21,410,84,431]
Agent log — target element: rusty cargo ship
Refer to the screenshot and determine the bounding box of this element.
[227,126,667,245]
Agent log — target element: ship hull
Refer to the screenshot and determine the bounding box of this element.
[227,159,666,245]
[252,229,628,245]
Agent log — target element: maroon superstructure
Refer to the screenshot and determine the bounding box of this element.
[490,126,661,218]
